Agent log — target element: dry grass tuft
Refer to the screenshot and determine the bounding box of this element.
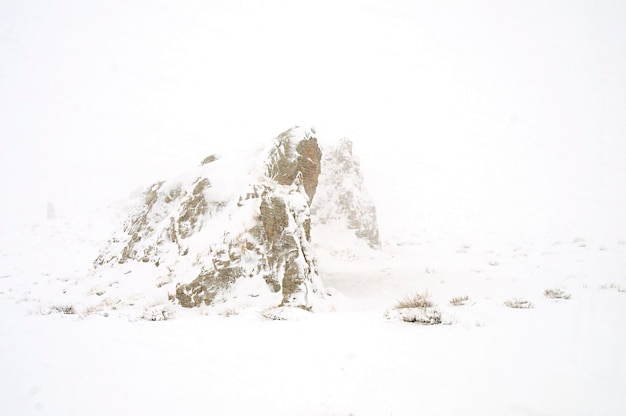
[219,308,239,317]
[394,292,433,309]
[504,298,534,309]
[388,291,442,325]
[544,288,571,300]
[50,304,76,315]
[599,283,626,293]
[600,283,619,290]
[260,307,287,321]
[449,295,470,306]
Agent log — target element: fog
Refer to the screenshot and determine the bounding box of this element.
[2,0,625,240]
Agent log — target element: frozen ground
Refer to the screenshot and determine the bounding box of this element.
[1,206,625,415]
[2,0,626,415]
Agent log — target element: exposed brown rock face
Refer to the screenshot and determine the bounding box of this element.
[200,154,218,165]
[94,181,165,266]
[178,178,210,239]
[266,128,322,203]
[259,193,314,306]
[296,138,322,203]
[94,177,212,267]
[260,196,289,242]
[96,126,326,311]
[175,128,323,308]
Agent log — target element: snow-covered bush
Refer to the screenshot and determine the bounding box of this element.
[385,292,442,325]
[141,304,175,321]
[260,307,286,321]
[259,306,311,321]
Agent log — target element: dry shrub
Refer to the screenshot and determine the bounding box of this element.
[260,307,287,321]
[394,292,433,309]
[388,291,442,325]
[219,308,239,317]
[544,288,571,300]
[50,304,75,315]
[504,298,534,309]
[600,283,625,292]
[449,295,470,306]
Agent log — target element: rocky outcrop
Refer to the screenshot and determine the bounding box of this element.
[91,126,380,316]
[175,129,323,308]
[95,126,325,310]
[265,129,322,203]
[311,138,380,248]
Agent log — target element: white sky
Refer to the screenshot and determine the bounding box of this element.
[1,0,625,240]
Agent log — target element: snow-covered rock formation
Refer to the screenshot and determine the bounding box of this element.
[90,126,380,316]
[312,138,380,249]
[95,127,324,310]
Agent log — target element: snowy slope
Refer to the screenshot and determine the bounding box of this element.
[1,129,625,414]
[1,211,626,415]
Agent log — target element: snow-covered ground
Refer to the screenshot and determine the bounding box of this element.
[2,1,626,415]
[1,202,625,415]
